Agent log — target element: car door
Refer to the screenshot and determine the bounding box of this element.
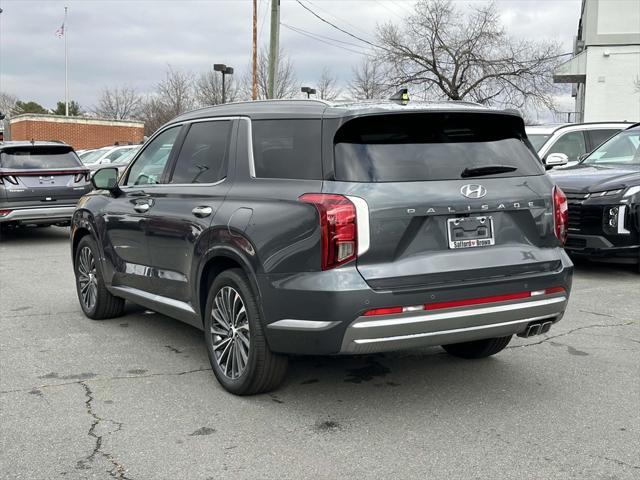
[143,118,236,306]
[102,125,182,292]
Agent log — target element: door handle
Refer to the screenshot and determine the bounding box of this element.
[192,206,213,218]
[134,203,151,213]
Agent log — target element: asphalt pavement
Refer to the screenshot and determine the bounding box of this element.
[1,226,638,479]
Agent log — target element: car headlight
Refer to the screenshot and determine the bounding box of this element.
[622,185,640,198]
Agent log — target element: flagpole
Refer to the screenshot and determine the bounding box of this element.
[64,6,68,116]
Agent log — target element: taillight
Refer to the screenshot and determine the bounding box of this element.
[0,175,19,185]
[299,193,357,270]
[74,172,90,183]
[0,209,12,217]
[553,185,568,245]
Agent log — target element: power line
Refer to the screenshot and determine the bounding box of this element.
[281,23,372,56]
[294,0,382,50]
[281,22,369,49]
[302,0,377,41]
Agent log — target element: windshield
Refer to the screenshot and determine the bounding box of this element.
[583,130,640,166]
[527,134,550,152]
[334,113,543,182]
[113,147,139,165]
[80,148,110,164]
[0,147,81,169]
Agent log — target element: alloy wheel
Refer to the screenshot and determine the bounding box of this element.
[77,246,98,311]
[210,286,250,379]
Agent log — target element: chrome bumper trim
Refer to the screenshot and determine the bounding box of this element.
[110,286,196,314]
[268,319,340,330]
[353,314,560,345]
[352,296,567,329]
[0,205,76,221]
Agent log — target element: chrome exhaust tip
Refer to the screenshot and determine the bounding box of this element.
[540,321,553,334]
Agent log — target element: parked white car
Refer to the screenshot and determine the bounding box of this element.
[80,145,140,167]
[526,122,633,169]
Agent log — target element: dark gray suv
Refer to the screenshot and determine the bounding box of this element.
[71,99,573,394]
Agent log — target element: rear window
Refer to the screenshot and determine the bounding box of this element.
[252,119,322,179]
[334,113,544,182]
[0,147,81,169]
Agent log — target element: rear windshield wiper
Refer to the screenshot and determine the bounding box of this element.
[461,165,518,178]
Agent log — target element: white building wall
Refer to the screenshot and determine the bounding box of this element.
[583,45,640,122]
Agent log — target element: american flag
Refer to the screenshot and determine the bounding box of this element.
[55,23,65,38]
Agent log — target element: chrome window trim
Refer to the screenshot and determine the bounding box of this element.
[123,116,239,188]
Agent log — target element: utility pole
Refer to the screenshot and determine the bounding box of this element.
[267,0,280,99]
[64,6,69,116]
[252,0,258,100]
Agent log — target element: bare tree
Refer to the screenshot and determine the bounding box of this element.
[138,65,195,135]
[0,92,17,117]
[348,58,390,100]
[195,69,238,106]
[376,0,563,109]
[93,85,142,120]
[243,48,298,100]
[316,68,340,101]
[634,76,640,94]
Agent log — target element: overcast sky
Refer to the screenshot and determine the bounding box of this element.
[0,0,581,117]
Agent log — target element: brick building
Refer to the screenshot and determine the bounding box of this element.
[8,114,144,150]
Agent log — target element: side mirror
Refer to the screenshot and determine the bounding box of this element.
[545,153,569,169]
[91,167,121,195]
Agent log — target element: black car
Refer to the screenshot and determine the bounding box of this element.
[550,124,640,270]
[0,141,91,230]
[71,99,573,394]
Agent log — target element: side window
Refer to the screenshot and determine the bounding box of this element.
[105,149,125,163]
[126,127,180,186]
[587,129,619,150]
[252,119,322,179]
[548,131,587,162]
[170,121,232,184]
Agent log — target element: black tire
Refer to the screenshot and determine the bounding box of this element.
[442,335,512,359]
[204,268,288,395]
[74,236,125,320]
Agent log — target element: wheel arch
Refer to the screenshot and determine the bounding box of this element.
[197,246,262,326]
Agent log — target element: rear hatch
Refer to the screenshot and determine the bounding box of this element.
[325,111,561,290]
[0,145,90,204]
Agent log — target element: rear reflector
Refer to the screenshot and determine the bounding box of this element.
[0,209,12,217]
[361,287,567,316]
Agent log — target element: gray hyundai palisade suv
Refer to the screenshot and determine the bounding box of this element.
[71,99,573,394]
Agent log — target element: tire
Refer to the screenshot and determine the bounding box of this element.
[204,268,288,395]
[442,335,512,359]
[74,236,125,320]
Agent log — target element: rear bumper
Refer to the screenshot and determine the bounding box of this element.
[258,250,573,355]
[0,205,76,223]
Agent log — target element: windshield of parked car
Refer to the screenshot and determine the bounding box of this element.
[0,147,81,169]
[582,130,640,166]
[334,113,543,182]
[527,134,550,151]
[113,147,139,165]
[80,148,110,164]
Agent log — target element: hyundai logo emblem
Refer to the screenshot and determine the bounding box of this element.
[460,184,487,199]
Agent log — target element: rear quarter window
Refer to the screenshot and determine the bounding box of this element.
[333,113,544,182]
[252,119,322,180]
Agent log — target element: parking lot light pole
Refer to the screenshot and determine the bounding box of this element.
[301,86,316,99]
[213,64,234,104]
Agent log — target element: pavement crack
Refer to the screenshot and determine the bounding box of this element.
[509,321,635,349]
[0,367,212,395]
[76,382,131,479]
[593,454,640,470]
